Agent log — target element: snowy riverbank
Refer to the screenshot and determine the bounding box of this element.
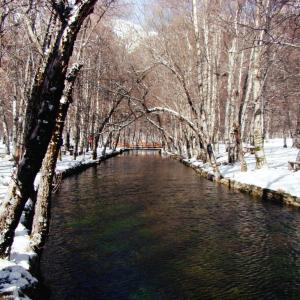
[181,138,300,206]
[0,148,122,299]
[0,139,299,298]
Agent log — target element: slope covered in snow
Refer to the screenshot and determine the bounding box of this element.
[185,138,300,198]
[112,18,156,51]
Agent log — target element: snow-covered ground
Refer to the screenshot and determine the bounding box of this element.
[185,138,300,198]
[0,147,117,299]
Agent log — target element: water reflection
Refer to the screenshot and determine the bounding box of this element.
[41,152,300,300]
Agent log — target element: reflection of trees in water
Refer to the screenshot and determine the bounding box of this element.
[42,155,300,299]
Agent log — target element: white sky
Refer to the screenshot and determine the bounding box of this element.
[129,0,147,25]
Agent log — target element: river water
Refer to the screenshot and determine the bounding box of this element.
[40,151,300,300]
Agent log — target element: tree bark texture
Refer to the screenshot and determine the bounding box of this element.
[30,65,81,252]
[252,0,269,169]
[0,1,97,258]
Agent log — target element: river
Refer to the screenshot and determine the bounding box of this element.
[40,151,300,299]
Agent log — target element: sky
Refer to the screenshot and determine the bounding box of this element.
[127,0,148,25]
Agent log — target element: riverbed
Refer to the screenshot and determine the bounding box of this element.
[40,151,300,299]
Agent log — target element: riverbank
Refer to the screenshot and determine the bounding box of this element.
[172,139,300,207]
[1,139,299,297]
[0,148,123,299]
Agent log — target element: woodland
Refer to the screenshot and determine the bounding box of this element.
[0,0,299,262]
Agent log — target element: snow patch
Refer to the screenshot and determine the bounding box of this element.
[112,18,156,51]
[0,261,38,299]
[192,139,300,197]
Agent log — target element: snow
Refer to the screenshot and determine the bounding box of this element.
[0,260,37,299]
[184,138,300,197]
[112,19,156,51]
[0,145,119,298]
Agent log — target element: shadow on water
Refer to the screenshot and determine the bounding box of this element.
[40,151,300,300]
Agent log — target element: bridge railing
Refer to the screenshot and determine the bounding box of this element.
[120,143,163,149]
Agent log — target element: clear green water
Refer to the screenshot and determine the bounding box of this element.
[40,151,300,299]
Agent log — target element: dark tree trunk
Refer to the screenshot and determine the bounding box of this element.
[30,65,81,252]
[0,106,11,155]
[293,103,300,149]
[0,1,97,258]
[92,95,124,159]
[184,131,192,159]
[102,132,112,156]
[113,130,121,151]
[233,123,247,172]
[65,129,70,151]
[73,105,81,160]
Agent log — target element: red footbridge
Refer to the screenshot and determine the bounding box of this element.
[120,143,163,150]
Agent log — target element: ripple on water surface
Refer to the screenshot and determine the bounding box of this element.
[41,152,300,300]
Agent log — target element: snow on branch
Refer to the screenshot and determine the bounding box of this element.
[147,107,197,133]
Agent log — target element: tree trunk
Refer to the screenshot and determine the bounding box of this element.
[0,102,11,155]
[292,103,300,148]
[0,1,97,258]
[30,65,81,252]
[252,1,269,169]
[113,130,121,151]
[101,132,112,157]
[12,95,18,155]
[92,95,124,159]
[192,0,203,113]
[1,117,10,155]
[184,130,192,159]
[233,123,247,172]
[73,103,81,160]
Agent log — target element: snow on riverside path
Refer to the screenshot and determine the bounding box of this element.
[186,138,300,198]
[0,147,116,298]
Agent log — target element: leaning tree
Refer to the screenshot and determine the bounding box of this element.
[0,0,102,258]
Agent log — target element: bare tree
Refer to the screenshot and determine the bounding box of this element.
[0,0,99,258]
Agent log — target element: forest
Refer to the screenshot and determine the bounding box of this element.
[0,0,300,297]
